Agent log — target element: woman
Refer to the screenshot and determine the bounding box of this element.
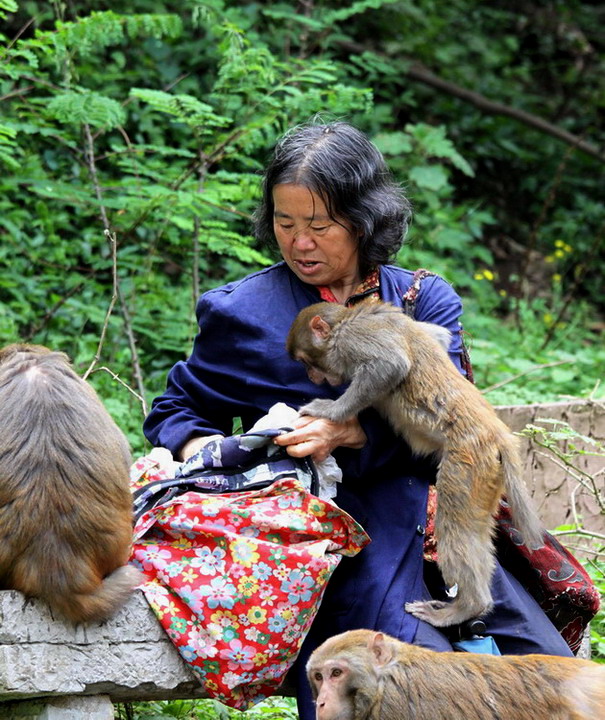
[143,121,572,717]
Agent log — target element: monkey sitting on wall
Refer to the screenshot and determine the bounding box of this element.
[287,301,544,628]
[0,343,142,623]
[307,629,605,720]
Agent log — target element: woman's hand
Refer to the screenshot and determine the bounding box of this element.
[273,414,366,463]
[178,434,223,461]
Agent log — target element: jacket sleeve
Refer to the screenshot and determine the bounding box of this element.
[143,270,323,456]
[143,292,244,455]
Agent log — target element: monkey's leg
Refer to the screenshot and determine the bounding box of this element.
[405,460,497,627]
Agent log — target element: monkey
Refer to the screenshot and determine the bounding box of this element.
[287,301,544,627]
[307,628,605,720]
[0,343,143,623]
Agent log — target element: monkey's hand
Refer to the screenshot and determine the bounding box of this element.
[299,398,353,422]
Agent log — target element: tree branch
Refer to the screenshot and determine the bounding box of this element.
[83,123,147,411]
[480,359,573,395]
[336,40,605,164]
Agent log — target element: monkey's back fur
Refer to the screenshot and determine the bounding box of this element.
[291,301,544,626]
[307,629,605,720]
[0,344,142,623]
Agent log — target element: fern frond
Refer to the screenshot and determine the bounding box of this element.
[0,123,20,170]
[34,11,182,60]
[47,91,126,129]
[130,88,231,131]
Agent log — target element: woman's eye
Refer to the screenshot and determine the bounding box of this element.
[278,224,294,230]
[311,226,328,232]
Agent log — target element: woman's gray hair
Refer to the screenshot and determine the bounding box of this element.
[253,121,412,275]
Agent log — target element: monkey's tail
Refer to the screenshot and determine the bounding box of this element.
[50,564,144,624]
[500,439,544,549]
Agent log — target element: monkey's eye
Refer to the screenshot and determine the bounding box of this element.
[330,668,343,678]
[313,672,323,682]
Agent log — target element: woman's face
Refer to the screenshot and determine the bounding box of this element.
[272,184,361,298]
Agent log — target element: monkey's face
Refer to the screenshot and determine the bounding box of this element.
[307,655,358,720]
[296,352,343,387]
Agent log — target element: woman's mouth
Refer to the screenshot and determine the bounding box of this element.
[294,260,321,273]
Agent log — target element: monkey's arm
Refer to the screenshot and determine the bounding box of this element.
[300,353,410,422]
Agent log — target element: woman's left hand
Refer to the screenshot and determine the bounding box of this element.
[273,414,366,463]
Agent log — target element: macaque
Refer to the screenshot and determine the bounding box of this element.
[287,301,544,627]
[0,343,142,623]
[307,629,605,720]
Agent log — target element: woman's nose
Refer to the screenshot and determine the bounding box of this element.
[293,229,316,248]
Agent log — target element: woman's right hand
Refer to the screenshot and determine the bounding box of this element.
[273,414,366,463]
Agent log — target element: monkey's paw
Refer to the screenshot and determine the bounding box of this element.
[299,398,340,420]
[405,599,491,628]
[405,600,448,615]
[404,600,451,626]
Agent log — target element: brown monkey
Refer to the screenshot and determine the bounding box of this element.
[307,629,605,720]
[287,301,543,627]
[0,343,142,623]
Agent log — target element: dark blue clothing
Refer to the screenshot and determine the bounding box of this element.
[144,261,462,643]
[144,262,571,719]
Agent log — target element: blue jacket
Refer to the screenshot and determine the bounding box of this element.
[144,261,466,642]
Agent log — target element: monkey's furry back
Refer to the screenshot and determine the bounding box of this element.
[0,345,140,622]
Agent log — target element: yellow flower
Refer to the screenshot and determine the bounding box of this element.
[553,274,562,283]
[247,606,267,624]
[554,239,565,248]
[555,249,565,259]
[253,652,269,666]
[172,537,194,551]
[238,575,260,597]
[474,269,495,281]
[181,568,199,584]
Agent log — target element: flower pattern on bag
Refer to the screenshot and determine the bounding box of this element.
[129,453,369,710]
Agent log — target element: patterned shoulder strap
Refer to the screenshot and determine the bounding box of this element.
[402,268,475,384]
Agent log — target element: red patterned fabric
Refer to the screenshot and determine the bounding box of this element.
[495,501,601,654]
[129,456,369,710]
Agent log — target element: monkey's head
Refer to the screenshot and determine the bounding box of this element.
[307,629,400,720]
[0,343,52,363]
[287,303,348,386]
[0,343,71,378]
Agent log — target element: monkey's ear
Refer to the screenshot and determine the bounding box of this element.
[310,315,331,341]
[369,632,394,666]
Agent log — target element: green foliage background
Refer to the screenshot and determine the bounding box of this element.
[2,0,604,457]
[1,2,604,714]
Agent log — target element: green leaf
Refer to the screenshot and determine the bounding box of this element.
[46,92,126,129]
[409,164,449,191]
[373,131,413,155]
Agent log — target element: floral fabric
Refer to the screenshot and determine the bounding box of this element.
[129,451,369,710]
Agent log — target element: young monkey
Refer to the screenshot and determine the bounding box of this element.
[287,301,544,627]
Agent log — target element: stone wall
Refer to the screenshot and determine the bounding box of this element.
[495,399,604,546]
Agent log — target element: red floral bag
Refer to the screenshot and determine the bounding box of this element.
[129,433,369,710]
